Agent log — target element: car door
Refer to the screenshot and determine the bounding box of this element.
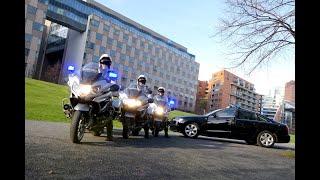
[233,109,259,138]
[206,108,236,137]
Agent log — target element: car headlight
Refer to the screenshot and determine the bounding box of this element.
[177,118,185,123]
[79,84,92,96]
[123,99,142,107]
[155,107,164,115]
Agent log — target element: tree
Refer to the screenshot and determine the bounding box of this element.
[214,0,295,74]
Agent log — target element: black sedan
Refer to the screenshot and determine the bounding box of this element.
[169,106,290,148]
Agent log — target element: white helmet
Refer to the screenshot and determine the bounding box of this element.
[158,87,165,93]
[137,75,147,85]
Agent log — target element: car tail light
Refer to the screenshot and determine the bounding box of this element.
[285,125,289,134]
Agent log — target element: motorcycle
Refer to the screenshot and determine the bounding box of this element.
[119,83,153,139]
[62,62,121,143]
[148,95,170,137]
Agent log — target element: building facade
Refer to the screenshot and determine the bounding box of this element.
[195,80,209,114]
[207,70,261,112]
[284,80,295,103]
[261,95,279,120]
[25,0,199,111]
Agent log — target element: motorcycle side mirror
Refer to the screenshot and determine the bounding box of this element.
[148,98,154,103]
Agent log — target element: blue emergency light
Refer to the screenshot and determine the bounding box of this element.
[169,100,175,105]
[68,65,75,72]
[109,72,118,78]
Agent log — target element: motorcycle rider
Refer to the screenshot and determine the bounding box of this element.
[128,75,153,138]
[153,87,170,137]
[88,54,115,141]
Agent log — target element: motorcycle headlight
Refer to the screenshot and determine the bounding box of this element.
[79,84,92,96]
[124,99,142,107]
[155,107,164,115]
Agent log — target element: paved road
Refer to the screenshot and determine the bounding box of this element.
[25,120,295,180]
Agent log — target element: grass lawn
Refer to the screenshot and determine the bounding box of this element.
[26,78,196,128]
[290,134,295,144]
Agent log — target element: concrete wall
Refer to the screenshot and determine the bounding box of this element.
[59,21,90,84]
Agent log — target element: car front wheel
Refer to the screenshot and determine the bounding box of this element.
[183,123,199,138]
[257,131,275,148]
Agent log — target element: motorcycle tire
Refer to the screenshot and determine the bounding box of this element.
[70,110,85,143]
[154,122,160,137]
[122,118,130,139]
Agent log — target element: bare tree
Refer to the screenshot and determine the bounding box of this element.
[214,0,295,74]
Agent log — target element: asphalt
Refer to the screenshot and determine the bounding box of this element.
[25,120,295,180]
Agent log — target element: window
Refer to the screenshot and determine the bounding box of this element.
[114,29,120,36]
[107,38,113,46]
[39,0,49,4]
[25,34,32,42]
[25,48,30,56]
[110,50,116,58]
[33,22,43,32]
[93,55,99,62]
[237,109,258,120]
[215,108,236,118]
[257,114,271,122]
[100,46,106,54]
[91,19,99,27]
[116,42,123,49]
[96,33,103,40]
[87,42,94,49]
[103,25,110,32]
[27,5,37,15]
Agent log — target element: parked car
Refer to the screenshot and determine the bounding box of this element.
[169,106,290,148]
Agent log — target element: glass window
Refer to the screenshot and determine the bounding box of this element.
[93,55,99,62]
[110,50,116,57]
[116,42,123,49]
[99,46,106,54]
[25,48,30,56]
[96,33,103,40]
[33,22,43,32]
[57,8,64,15]
[39,0,49,4]
[25,34,32,42]
[237,109,257,120]
[87,42,94,49]
[107,38,113,45]
[103,24,110,32]
[91,19,99,27]
[215,108,236,118]
[27,5,37,15]
[257,114,272,122]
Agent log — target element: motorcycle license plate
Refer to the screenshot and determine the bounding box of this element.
[125,112,135,118]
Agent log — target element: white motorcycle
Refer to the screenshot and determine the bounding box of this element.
[62,62,121,143]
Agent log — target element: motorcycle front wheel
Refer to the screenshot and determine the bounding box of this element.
[70,110,86,143]
[122,118,130,139]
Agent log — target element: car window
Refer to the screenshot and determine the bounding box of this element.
[215,108,236,118]
[237,110,258,121]
[257,114,272,122]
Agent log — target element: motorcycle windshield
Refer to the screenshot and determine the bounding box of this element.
[125,88,141,98]
[154,96,167,106]
[80,62,99,84]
